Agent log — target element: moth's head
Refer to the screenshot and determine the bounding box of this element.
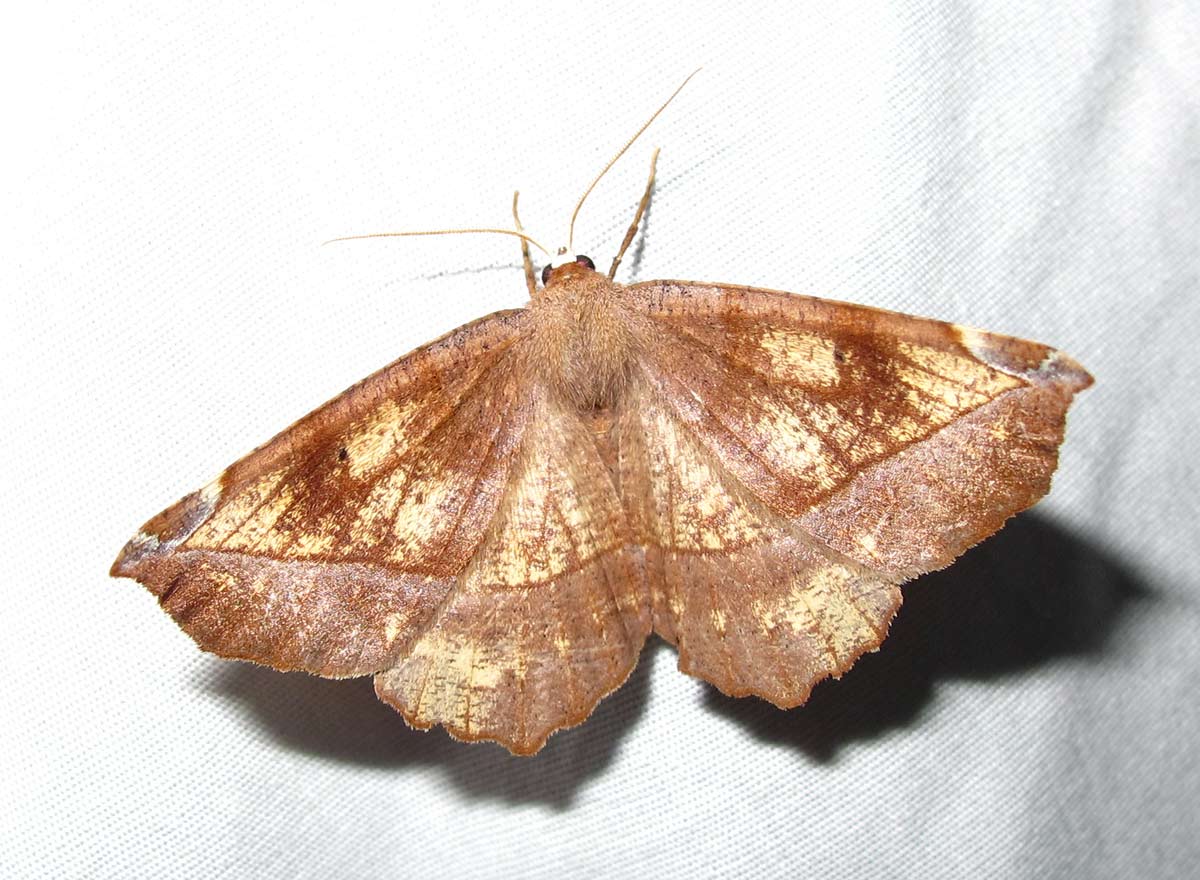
[541,254,597,288]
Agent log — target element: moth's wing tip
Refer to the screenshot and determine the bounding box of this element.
[1044,349,1094,394]
[110,530,161,580]
[109,547,134,579]
[110,478,224,581]
[955,325,1093,396]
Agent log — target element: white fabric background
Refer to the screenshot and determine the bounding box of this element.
[3,2,1197,877]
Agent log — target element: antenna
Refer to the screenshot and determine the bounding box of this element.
[566,68,700,254]
[326,70,700,270]
[325,227,550,256]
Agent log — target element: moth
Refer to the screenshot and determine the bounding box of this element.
[112,84,1091,756]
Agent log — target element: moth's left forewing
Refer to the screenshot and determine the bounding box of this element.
[628,280,1092,578]
[620,280,1090,705]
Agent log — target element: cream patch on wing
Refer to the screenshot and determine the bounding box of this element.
[755,563,890,670]
[757,328,843,386]
[955,326,1000,363]
[894,340,1021,412]
[196,478,223,518]
[748,395,846,492]
[332,459,468,561]
[386,473,460,559]
[640,404,766,551]
[349,468,464,563]
[346,467,406,547]
[342,398,426,479]
[471,416,624,587]
[402,632,507,734]
[224,485,297,553]
[773,394,906,468]
[382,606,427,648]
[185,468,288,550]
[286,513,342,557]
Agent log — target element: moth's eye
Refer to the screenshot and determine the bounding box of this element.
[541,264,553,285]
[576,255,596,270]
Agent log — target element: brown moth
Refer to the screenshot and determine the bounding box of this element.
[112,87,1091,756]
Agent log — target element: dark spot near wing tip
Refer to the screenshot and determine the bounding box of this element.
[159,573,185,607]
[337,447,348,461]
[834,349,847,363]
[413,491,425,503]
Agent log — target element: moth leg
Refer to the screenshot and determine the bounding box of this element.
[608,147,659,281]
[512,190,537,297]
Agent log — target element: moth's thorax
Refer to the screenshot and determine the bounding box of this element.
[526,263,638,410]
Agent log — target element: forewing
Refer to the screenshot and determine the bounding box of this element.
[374,399,650,755]
[112,309,534,678]
[629,281,1092,574]
[622,280,1091,701]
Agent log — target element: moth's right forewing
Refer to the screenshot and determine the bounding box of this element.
[112,309,533,677]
